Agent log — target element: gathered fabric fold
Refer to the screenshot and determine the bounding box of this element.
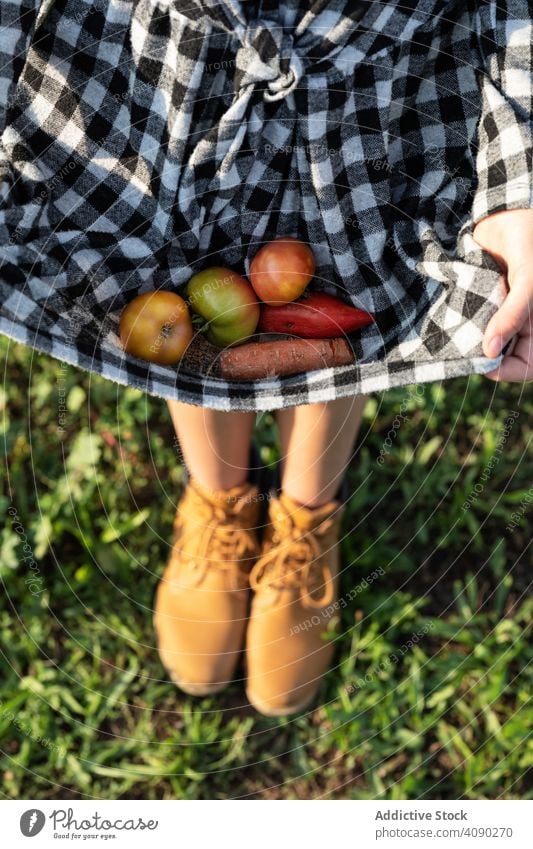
[0,0,530,410]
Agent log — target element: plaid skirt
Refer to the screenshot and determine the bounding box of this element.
[0,0,532,410]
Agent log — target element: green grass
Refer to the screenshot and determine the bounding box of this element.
[1,335,531,799]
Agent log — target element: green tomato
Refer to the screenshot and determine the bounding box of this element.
[186,267,260,347]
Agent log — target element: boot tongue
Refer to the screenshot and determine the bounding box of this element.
[278,491,341,531]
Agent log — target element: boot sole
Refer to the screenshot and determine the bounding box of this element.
[245,686,317,717]
[167,670,230,696]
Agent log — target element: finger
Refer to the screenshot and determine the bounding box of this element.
[485,354,533,383]
[483,265,533,358]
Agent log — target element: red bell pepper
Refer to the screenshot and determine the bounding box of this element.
[258,291,374,338]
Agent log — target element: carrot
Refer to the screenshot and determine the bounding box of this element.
[219,337,355,380]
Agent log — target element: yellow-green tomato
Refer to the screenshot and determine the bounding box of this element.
[186,267,260,347]
[119,291,193,365]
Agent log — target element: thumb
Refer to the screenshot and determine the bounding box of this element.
[483,263,533,358]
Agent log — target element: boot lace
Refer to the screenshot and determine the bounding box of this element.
[249,514,336,608]
[173,498,258,589]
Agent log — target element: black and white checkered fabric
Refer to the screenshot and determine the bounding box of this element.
[1,0,532,410]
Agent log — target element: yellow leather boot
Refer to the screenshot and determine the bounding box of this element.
[246,491,345,715]
[154,477,261,695]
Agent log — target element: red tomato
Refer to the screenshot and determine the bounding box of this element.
[249,237,316,305]
[119,291,193,365]
[186,267,260,347]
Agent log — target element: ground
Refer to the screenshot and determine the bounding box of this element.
[0,336,531,799]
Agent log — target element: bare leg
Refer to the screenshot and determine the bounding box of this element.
[275,396,367,508]
[167,401,256,491]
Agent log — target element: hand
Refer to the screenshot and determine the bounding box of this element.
[473,208,533,382]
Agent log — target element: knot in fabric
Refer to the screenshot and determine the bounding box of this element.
[233,22,304,102]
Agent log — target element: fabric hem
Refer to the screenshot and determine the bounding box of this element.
[471,185,533,226]
[0,316,503,412]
